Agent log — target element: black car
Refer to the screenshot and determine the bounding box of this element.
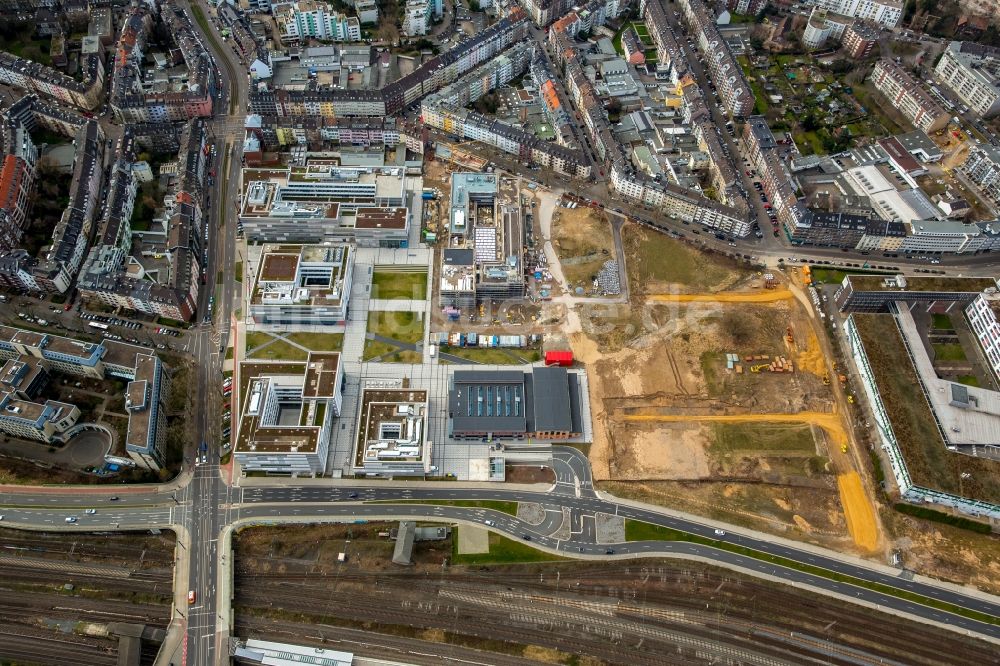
[522,534,532,541]
[605,549,615,555]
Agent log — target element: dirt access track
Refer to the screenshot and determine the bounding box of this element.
[648,289,794,303]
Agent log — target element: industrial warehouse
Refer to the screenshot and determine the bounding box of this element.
[448,367,584,441]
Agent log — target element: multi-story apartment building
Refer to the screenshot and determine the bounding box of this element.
[274,1,361,42]
[966,293,1000,385]
[677,0,755,117]
[841,21,880,59]
[78,121,206,321]
[0,51,104,111]
[403,0,431,36]
[870,59,950,134]
[109,3,216,123]
[813,0,902,28]
[248,244,354,327]
[234,354,344,476]
[727,0,767,14]
[249,8,530,118]
[934,41,1000,119]
[961,142,1000,206]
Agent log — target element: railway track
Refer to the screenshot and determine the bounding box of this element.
[235,561,1000,665]
[0,627,116,666]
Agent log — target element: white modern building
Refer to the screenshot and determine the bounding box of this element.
[813,0,902,28]
[273,1,362,42]
[248,243,354,327]
[234,354,344,476]
[935,41,1000,119]
[967,292,1000,384]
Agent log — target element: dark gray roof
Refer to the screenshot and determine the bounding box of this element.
[444,248,474,266]
[530,367,573,433]
[450,371,527,433]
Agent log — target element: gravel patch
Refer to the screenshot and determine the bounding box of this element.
[596,512,625,544]
[517,502,545,525]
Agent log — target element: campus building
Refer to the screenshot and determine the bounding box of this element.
[352,385,430,476]
[124,354,168,471]
[239,163,409,246]
[448,368,584,441]
[248,244,354,327]
[966,292,1000,385]
[234,354,344,476]
[439,173,525,309]
[844,281,1000,521]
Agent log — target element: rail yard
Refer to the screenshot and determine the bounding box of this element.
[233,523,1000,665]
[0,528,174,666]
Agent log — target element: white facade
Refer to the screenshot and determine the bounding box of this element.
[935,42,1000,119]
[404,0,431,36]
[967,293,1000,384]
[813,0,902,27]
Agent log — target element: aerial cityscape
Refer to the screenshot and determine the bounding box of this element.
[1,0,1000,663]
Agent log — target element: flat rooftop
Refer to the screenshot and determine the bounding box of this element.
[853,313,1000,503]
[235,361,322,455]
[847,275,998,294]
[302,352,341,399]
[354,386,428,468]
[355,207,407,229]
[251,244,352,308]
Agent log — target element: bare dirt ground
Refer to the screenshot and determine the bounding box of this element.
[551,206,615,286]
[572,244,877,552]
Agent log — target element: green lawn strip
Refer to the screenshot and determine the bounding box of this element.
[367,311,423,344]
[451,530,567,565]
[932,343,967,362]
[244,331,276,352]
[956,375,980,388]
[248,339,308,361]
[931,314,953,330]
[367,499,518,515]
[894,503,991,534]
[371,271,428,300]
[623,520,1000,625]
[362,339,400,361]
[285,332,344,352]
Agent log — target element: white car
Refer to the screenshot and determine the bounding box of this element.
[65,516,77,523]
[85,509,96,514]
[713,529,726,536]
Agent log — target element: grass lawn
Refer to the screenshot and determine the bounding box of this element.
[363,340,422,363]
[442,347,539,364]
[628,227,741,292]
[248,339,309,362]
[932,343,967,362]
[244,331,277,353]
[4,29,52,66]
[957,375,981,388]
[451,530,566,565]
[367,311,423,344]
[796,130,825,156]
[711,423,815,454]
[285,332,344,352]
[931,313,954,330]
[234,261,243,283]
[371,271,428,300]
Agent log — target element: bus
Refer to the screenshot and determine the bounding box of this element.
[88,322,109,330]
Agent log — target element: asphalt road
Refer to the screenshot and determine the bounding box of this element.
[4,485,1000,645]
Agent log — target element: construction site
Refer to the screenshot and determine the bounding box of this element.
[231,522,1000,666]
[571,224,880,554]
